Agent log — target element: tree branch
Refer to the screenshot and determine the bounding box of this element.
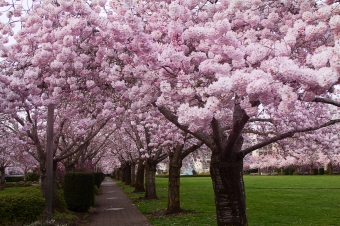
[239,119,340,158]
[313,97,340,107]
[156,104,217,150]
[181,141,204,159]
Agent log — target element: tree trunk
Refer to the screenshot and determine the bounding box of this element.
[133,160,145,193]
[210,136,248,226]
[121,166,126,182]
[125,162,132,185]
[0,167,5,185]
[40,160,60,210]
[119,168,123,180]
[166,150,182,214]
[131,163,136,186]
[114,168,120,180]
[144,159,158,199]
[327,163,333,174]
[40,160,47,197]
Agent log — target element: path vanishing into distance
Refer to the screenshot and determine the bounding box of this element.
[86,177,151,226]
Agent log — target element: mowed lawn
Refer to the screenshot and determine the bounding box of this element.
[117,175,340,226]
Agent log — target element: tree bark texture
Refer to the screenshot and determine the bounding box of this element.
[144,159,158,199]
[125,162,132,185]
[131,163,136,186]
[119,168,123,180]
[134,160,145,192]
[157,101,250,225]
[327,163,333,174]
[166,149,182,214]
[0,167,5,185]
[210,103,249,226]
[210,154,247,225]
[121,166,126,182]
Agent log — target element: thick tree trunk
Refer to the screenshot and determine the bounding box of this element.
[119,168,123,180]
[0,167,5,185]
[210,153,247,226]
[131,163,136,186]
[166,150,182,214]
[133,160,145,193]
[327,163,333,174]
[210,132,248,226]
[145,159,158,199]
[121,166,126,182]
[125,162,132,185]
[115,168,119,180]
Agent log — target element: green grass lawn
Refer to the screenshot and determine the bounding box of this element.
[116,175,340,226]
[0,186,28,196]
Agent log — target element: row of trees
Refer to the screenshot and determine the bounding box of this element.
[1,0,340,225]
[244,151,340,175]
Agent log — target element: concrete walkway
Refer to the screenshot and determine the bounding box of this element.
[85,177,152,226]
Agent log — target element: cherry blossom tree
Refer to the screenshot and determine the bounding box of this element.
[0,135,14,185]
[0,0,128,214]
[11,148,38,181]
[126,109,169,199]
[2,0,340,225]
[114,1,340,224]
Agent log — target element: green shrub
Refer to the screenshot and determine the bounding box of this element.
[93,172,104,189]
[0,186,45,226]
[4,176,24,182]
[313,168,318,175]
[57,189,68,210]
[27,172,40,182]
[63,173,94,212]
[94,185,99,195]
[53,211,78,224]
[4,181,33,188]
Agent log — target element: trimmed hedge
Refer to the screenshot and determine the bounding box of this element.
[63,173,94,212]
[4,176,24,182]
[3,181,33,188]
[0,186,45,226]
[27,172,40,182]
[93,172,105,189]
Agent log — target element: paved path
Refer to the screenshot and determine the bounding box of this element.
[85,177,152,226]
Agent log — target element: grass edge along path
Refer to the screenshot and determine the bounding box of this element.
[115,175,340,226]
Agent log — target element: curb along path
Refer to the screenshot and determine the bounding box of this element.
[86,177,152,226]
